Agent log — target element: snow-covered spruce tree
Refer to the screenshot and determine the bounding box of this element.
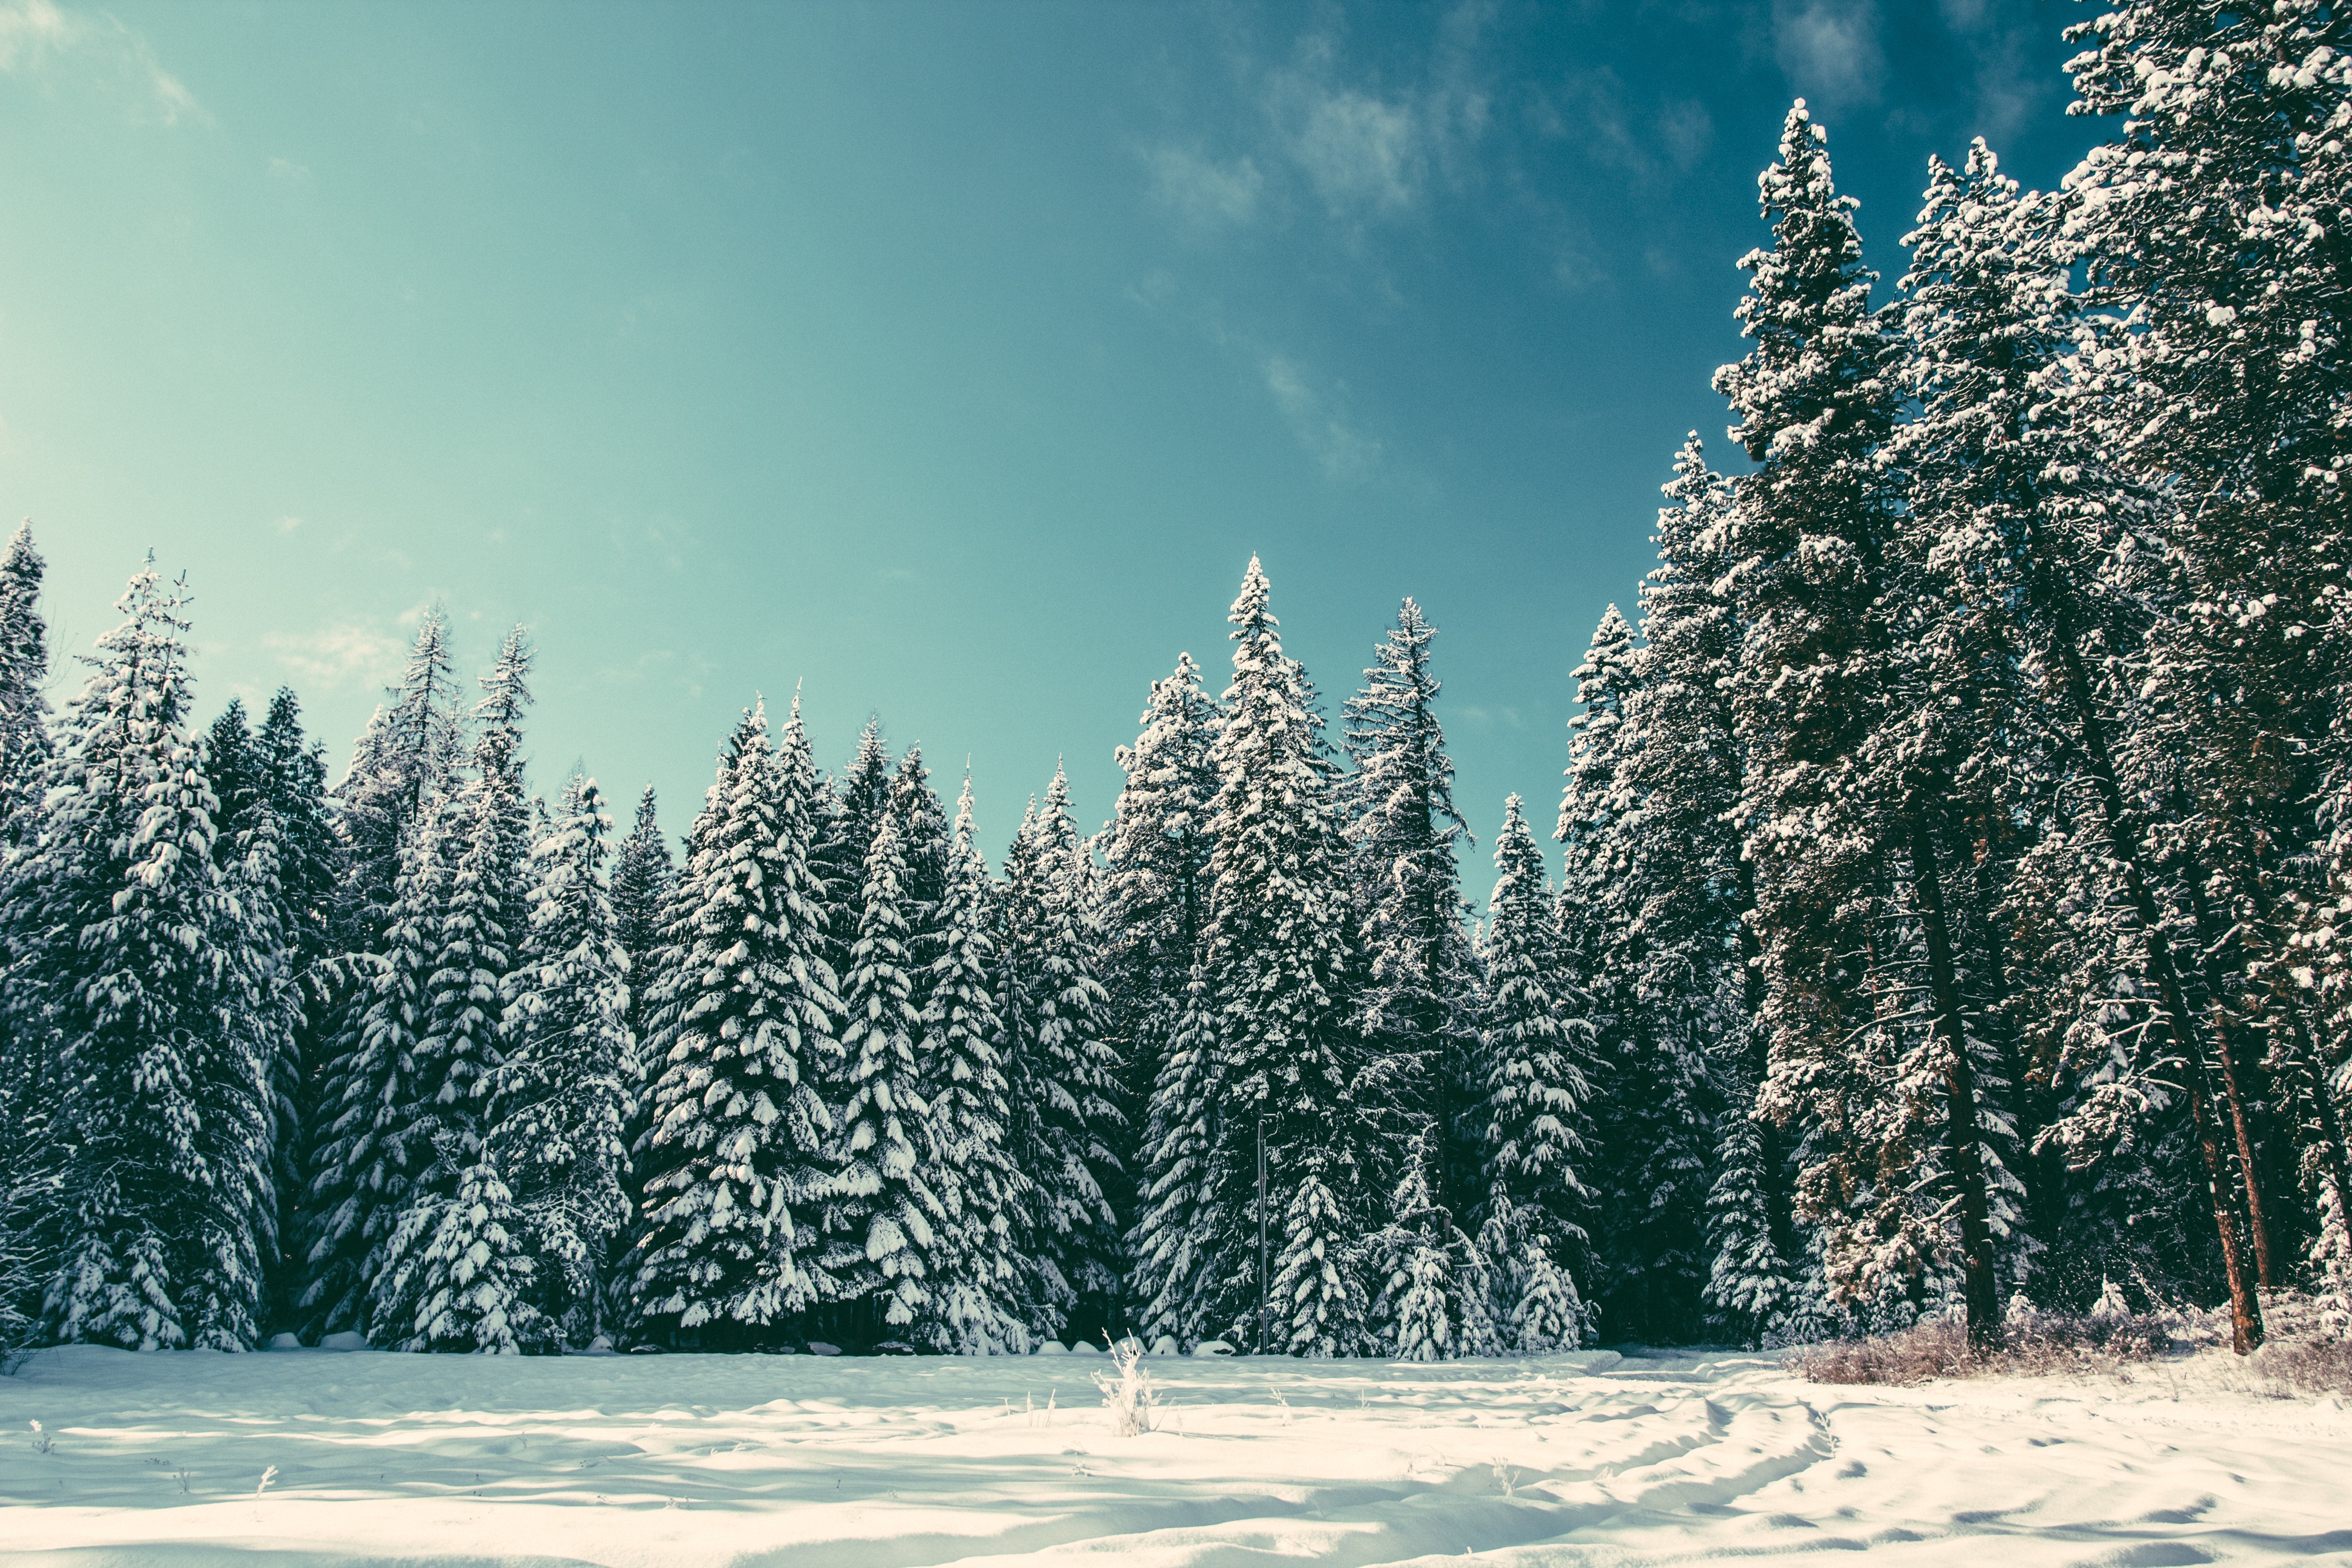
[0,521,51,842]
[250,690,338,1332]
[1198,559,1367,1352]
[1269,1174,1369,1356]
[919,777,1029,1352]
[1481,794,1598,1338]
[0,523,47,1352]
[612,787,676,981]
[810,720,893,1055]
[604,782,674,1323]
[1366,1146,1498,1360]
[299,611,468,1338]
[1557,603,1715,1342]
[633,699,842,1345]
[2063,4,2352,1340]
[1103,652,1220,1318]
[887,747,954,1091]
[1887,141,2256,1320]
[1128,962,1221,1347]
[303,811,446,1340]
[1714,102,2006,1348]
[996,771,1126,1341]
[198,701,317,1345]
[12,563,272,1349]
[375,630,537,1345]
[1621,437,1786,1345]
[820,814,946,1338]
[1343,600,1479,1222]
[383,1141,544,1354]
[491,772,633,1346]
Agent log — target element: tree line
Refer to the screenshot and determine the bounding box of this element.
[3,0,2348,1358]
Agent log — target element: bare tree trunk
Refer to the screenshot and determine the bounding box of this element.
[2050,636,2264,1349]
[1906,816,2001,1352]
[2180,855,2281,1288]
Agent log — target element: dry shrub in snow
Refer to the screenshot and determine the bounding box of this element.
[1788,1308,2170,1386]
[1093,1334,1160,1436]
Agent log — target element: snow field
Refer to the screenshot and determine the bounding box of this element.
[1,1345,2347,1566]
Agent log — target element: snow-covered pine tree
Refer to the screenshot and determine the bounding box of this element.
[887,747,953,1080]
[385,1141,544,1354]
[1481,795,1598,1320]
[492,771,633,1346]
[249,690,338,1333]
[1558,603,1716,1342]
[298,611,468,1338]
[1366,1147,1496,1359]
[819,814,944,1338]
[1624,437,1781,1345]
[306,812,445,1342]
[0,521,46,1352]
[997,770,1126,1341]
[612,787,676,977]
[376,630,538,1342]
[198,700,315,1345]
[1888,141,2235,1320]
[332,609,467,940]
[1199,559,1367,1352]
[11,563,269,1348]
[1343,600,1479,1222]
[1715,102,2006,1348]
[812,720,894,1065]
[1128,961,1220,1348]
[2059,1,2352,1345]
[920,776,1029,1352]
[604,782,674,1319]
[0,521,51,844]
[1269,1174,1368,1356]
[633,698,841,1345]
[1102,653,1221,1317]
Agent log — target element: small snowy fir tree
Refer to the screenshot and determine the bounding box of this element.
[493,772,633,1346]
[386,1142,545,1353]
[12,563,267,1349]
[1269,1174,1368,1356]
[1481,796,1597,1299]
[633,698,841,1345]
[1199,559,1367,1348]
[1343,599,1479,1221]
[1099,654,1220,1148]
[996,774,1126,1340]
[820,814,946,1335]
[919,776,1030,1353]
[1128,962,1221,1348]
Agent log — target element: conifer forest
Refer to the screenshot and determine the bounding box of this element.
[9,3,2352,1370]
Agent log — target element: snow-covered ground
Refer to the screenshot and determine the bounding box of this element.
[1,1342,2347,1566]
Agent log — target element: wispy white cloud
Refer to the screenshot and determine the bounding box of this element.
[1279,82,1422,218]
[1145,146,1264,229]
[0,0,69,71]
[0,0,206,126]
[274,515,302,534]
[1264,354,1380,481]
[268,156,310,183]
[263,621,410,690]
[1772,0,1885,108]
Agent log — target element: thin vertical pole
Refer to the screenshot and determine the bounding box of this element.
[1257,1112,1269,1356]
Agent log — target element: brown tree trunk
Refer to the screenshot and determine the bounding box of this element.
[2180,859,2281,1289]
[2050,635,2264,1349]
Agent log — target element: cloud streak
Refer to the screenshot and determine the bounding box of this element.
[0,0,206,126]
[263,621,410,690]
[1263,354,1380,481]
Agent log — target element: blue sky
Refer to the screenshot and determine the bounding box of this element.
[1,0,2100,898]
